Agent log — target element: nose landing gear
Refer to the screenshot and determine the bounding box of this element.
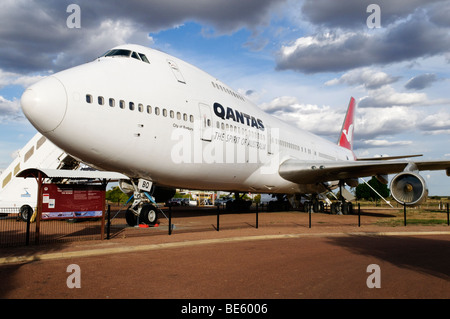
[125,191,160,227]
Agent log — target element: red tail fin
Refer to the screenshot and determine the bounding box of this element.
[338,97,356,151]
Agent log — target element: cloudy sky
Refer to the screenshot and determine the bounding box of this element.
[1,0,449,195]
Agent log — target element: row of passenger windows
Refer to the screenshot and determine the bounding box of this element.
[211,81,245,102]
[86,94,194,123]
[216,121,266,141]
[275,138,301,151]
[85,94,305,153]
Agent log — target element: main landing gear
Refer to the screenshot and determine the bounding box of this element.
[303,198,353,215]
[225,191,252,212]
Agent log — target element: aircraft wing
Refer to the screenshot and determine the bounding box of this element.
[278,158,450,185]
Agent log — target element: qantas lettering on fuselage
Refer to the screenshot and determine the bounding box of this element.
[213,102,264,131]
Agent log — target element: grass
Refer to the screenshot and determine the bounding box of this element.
[377,218,449,227]
[372,205,450,227]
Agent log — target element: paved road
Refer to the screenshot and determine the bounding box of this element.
[1,209,449,313]
[1,232,449,300]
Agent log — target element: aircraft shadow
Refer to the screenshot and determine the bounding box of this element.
[327,234,450,280]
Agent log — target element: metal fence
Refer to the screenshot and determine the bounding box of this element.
[0,207,105,247]
[0,208,33,247]
[2,203,449,248]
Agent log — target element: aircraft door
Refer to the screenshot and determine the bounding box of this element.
[267,125,273,155]
[198,103,213,142]
[167,60,186,84]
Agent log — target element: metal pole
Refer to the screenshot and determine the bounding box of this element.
[26,207,31,245]
[404,203,407,226]
[107,205,111,240]
[447,203,449,226]
[309,207,311,228]
[35,172,43,245]
[358,203,361,227]
[169,204,172,235]
[256,203,259,229]
[217,206,220,231]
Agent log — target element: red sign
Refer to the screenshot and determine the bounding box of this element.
[41,184,105,219]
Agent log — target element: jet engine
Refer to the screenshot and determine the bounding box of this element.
[390,172,428,206]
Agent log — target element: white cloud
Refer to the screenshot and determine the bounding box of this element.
[362,139,412,147]
[0,69,48,89]
[325,68,400,90]
[358,86,429,108]
[0,96,22,122]
[277,1,450,74]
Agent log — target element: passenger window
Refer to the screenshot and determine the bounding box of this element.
[190,115,194,123]
[177,112,181,120]
[120,100,125,109]
[138,104,143,112]
[129,102,135,111]
[86,94,92,103]
[98,96,104,105]
[109,98,115,107]
[155,107,160,115]
[147,105,152,114]
[170,110,174,118]
[163,109,167,117]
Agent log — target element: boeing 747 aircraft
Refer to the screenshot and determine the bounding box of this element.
[20,44,450,225]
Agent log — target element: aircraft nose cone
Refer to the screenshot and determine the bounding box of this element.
[21,76,67,133]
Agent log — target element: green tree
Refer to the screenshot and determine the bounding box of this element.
[355,177,390,202]
[105,186,129,204]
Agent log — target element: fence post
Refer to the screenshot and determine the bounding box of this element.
[404,203,407,226]
[26,207,31,245]
[358,203,361,227]
[309,207,311,228]
[106,205,111,240]
[256,203,259,229]
[169,204,172,235]
[447,203,449,226]
[216,204,220,231]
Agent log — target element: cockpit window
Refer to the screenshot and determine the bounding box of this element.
[131,51,140,60]
[104,49,132,57]
[102,49,150,64]
[139,53,150,63]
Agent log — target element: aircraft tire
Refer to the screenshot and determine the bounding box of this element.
[342,202,353,215]
[330,203,339,215]
[125,208,137,226]
[139,204,158,225]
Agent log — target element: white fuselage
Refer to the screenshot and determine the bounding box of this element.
[21,44,354,194]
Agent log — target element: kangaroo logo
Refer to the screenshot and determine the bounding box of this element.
[343,124,354,144]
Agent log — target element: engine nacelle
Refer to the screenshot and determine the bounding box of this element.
[390,172,428,206]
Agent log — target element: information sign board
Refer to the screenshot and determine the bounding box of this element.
[41,183,105,220]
